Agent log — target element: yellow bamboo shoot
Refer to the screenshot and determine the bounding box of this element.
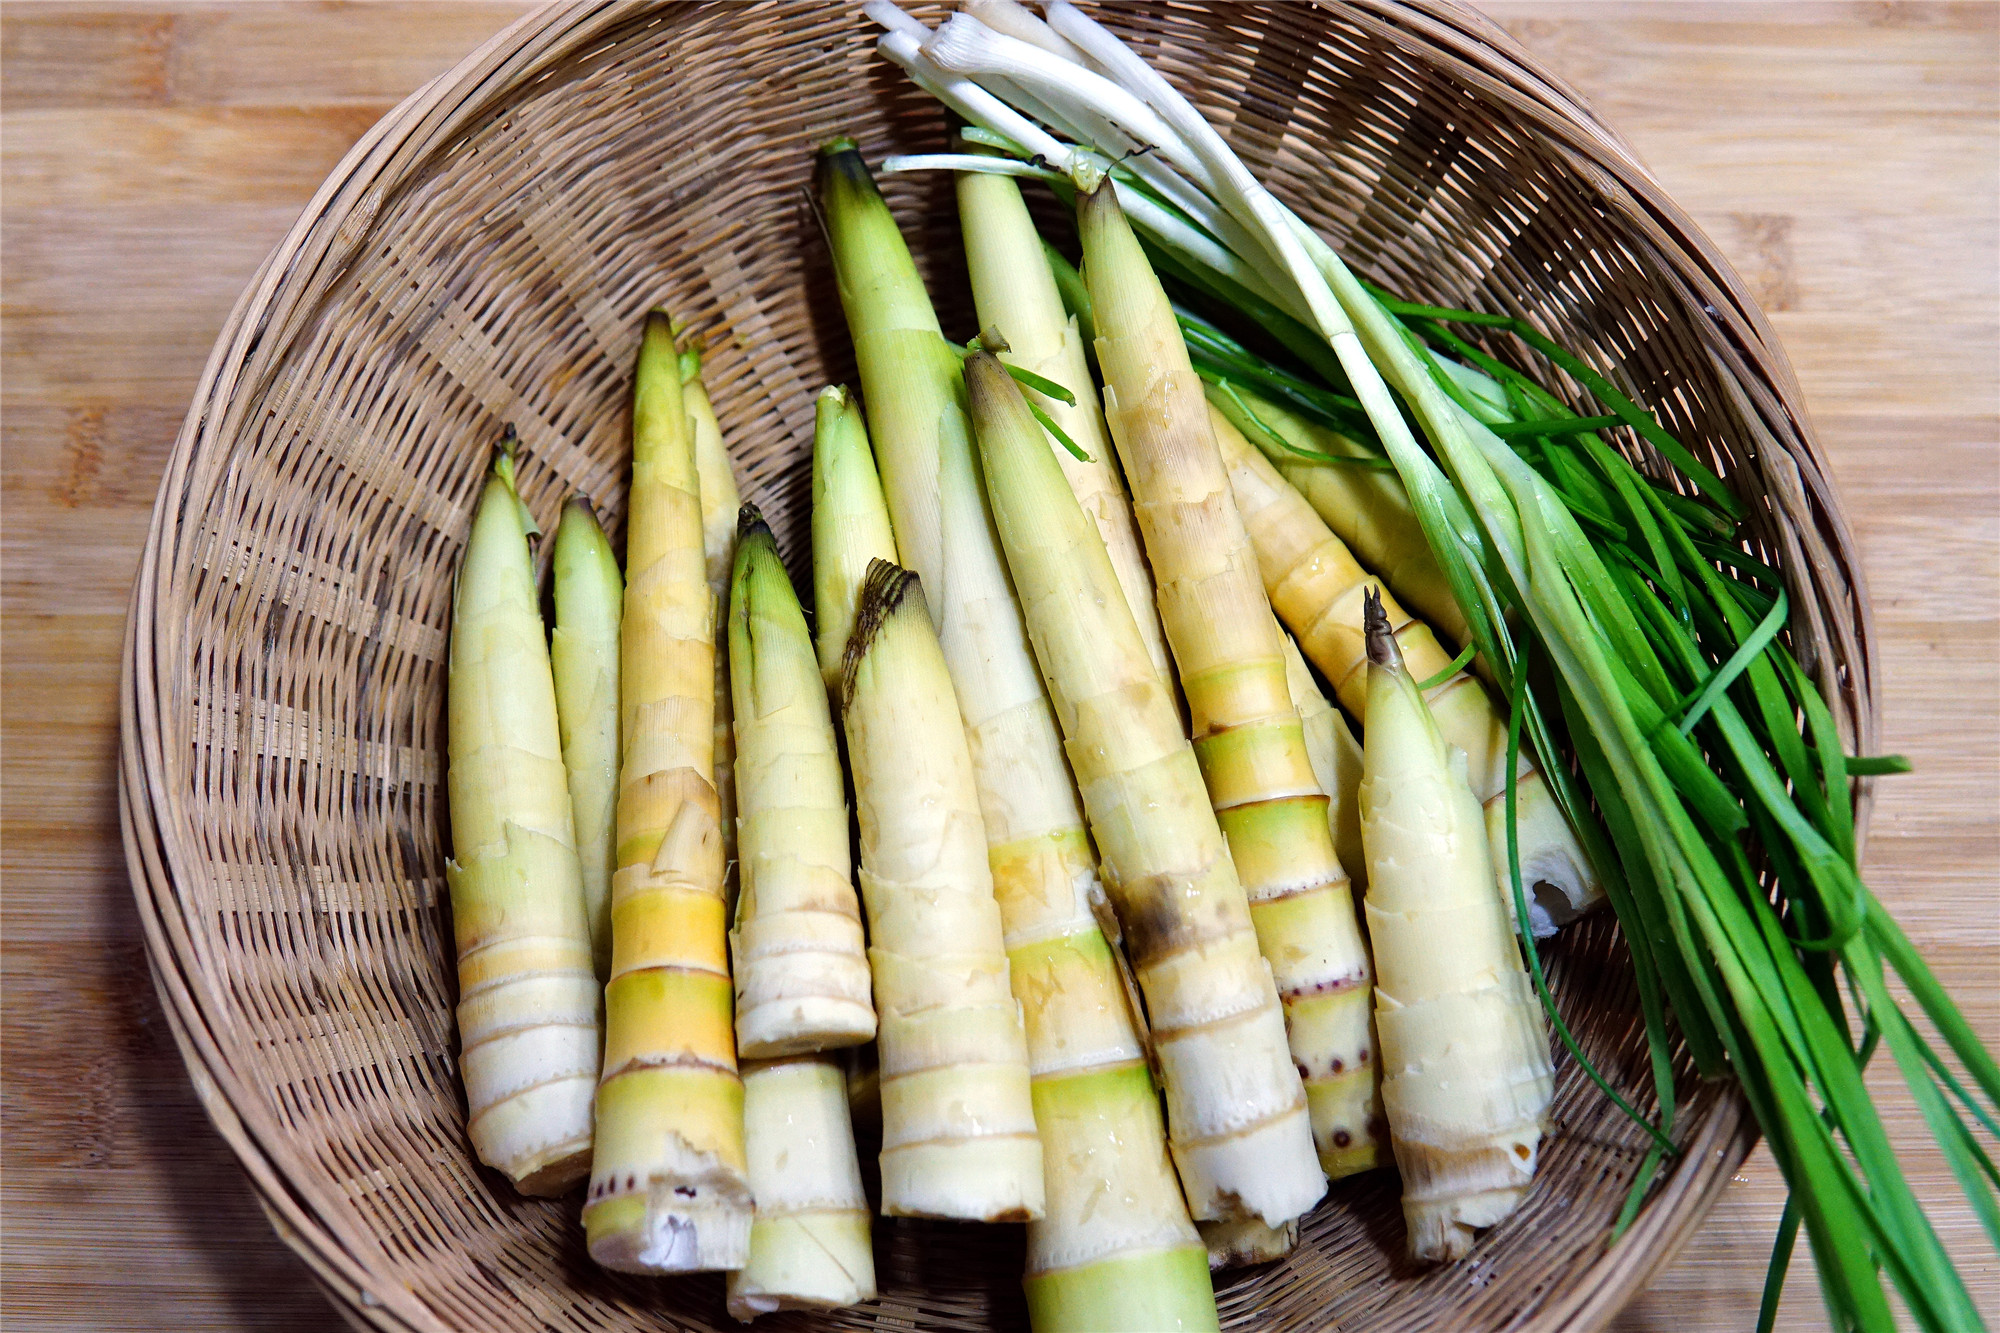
[1079,183,1356,1233]
[1212,401,1599,935]
[585,311,750,1274]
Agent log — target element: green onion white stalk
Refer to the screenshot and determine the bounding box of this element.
[447,441,601,1195]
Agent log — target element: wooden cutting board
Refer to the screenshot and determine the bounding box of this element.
[3,3,1993,1329]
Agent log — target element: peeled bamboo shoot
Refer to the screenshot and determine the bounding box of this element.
[728,510,876,1057]
[686,356,743,909]
[1212,401,1599,935]
[1276,633,1385,1178]
[446,441,601,1196]
[1210,381,1469,650]
[956,165,1172,682]
[551,497,623,982]
[1283,634,1366,893]
[1360,588,1553,1262]
[1078,183,1352,1230]
[726,1055,876,1321]
[964,348,1320,1232]
[841,560,1044,1222]
[585,311,751,1274]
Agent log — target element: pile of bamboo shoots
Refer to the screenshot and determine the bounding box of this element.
[435,6,1994,1331]
[442,165,1553,1328]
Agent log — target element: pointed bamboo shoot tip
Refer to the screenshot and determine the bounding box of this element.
[736,502,767,541]
[1363,587,1397,668]
[976,324,1011,355]
[840,558,922,713]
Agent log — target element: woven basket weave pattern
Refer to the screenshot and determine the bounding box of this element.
[120,3,1874,1329]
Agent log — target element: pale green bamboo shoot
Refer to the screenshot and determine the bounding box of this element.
[956,165,1173,683]
[820,143,1213,1321]
[447,441,601,1196]
[686,358,743,910]
[841,560,1044,1222]
[964,348,1320,1232]
[1078,182,1356,1231]
[551,497,623,982]
[726,1055,876,1321]
[811,385,900,697]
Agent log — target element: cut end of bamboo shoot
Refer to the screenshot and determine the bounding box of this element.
[1196,1215,1297,1271]
[726,1056,876,1320]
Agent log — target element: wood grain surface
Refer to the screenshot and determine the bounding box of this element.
[2,3,1993,1329]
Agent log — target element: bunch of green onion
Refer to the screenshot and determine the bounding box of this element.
[865,3,1998,1328]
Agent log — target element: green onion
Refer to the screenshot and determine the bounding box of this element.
[1414,643,1476,691]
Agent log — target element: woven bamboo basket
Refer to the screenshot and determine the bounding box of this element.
[119,2,1880,1329]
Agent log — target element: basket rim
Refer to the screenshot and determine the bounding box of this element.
[115,2,1875,1328]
